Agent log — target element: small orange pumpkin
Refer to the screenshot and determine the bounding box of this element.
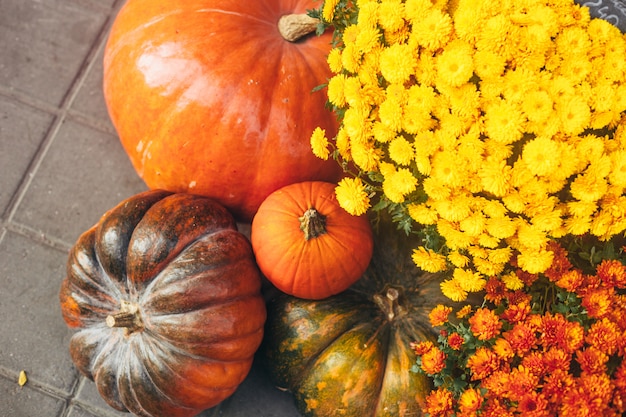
[251,181,374,299]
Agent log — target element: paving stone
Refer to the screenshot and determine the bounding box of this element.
[0,231,78,395]
[215,357,300,417]
[12,119,147,246]
[0,0,110,106]
[0,96,54,216]
[70,41,115,130]
[0,375,66,417]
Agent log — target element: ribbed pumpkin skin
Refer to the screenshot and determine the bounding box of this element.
[59,190,266,417]
[263,216,466,417]
[103,0,343,222]
[251,181,374,300]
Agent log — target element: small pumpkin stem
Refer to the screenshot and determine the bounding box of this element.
[299,208,327,241]
[373,286,405,321]
[278,14,320,42]
[106,300,143,335]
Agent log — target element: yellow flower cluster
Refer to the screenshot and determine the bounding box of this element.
[311,0,626,301]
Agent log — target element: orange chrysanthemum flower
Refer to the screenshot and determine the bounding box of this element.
[482,397,515,417]
[467,346,500,380]
[543,241,573,282]
[500,299,531,324]
[542,369,574,404]
[555,269,585,292]
[504,322,537,356]
[521,351,546,378]
[421,345,448,375]
[586,317,620,355]
[563,321,585,353]
[482,370,511,397]
[493,338,515,360]
[506,365,540,402]
[458,387,483,415]
[581,287,613,319]
[468,307,503,341]
[411,340,434,356]
[560,373,614,417]
[576,346,609,375]
[539,312,566,348]
[516,392,550,417]
[485,276,507,305]
[448,332,465,350]
[456,304,473,319]
[424,387,455,417]
[596,258,626,288]
[429,304,453,327]
[541,347,572,374]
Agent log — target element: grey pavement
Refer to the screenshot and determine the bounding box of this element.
[0,1,299,416]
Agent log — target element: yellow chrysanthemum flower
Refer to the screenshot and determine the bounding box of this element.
[609,150,626,187]
[555,26,591,57]
[437,219,474,250]
[327,48,343,74]
[404,0,434,23]
[487,247,513,264]
[388,136,415,166]
[355,26,381,54]
[521,136,561,177]
[516,247,554,274]
[321,0,340,22]
[570,173,609,203]
[516,221,549,250]
[479,157,512,197]
[521,89,553,123]
[556,97,591,136]
[357,2,379,28]
[485,215,517,240]
[501,272,524,290]
[335,129,351,161]
[484,100,526,144]
[448,250,470,268]
[473,257,504,276]
[459,212,486,236]
[412,247,448,273]
[379,43,417,84]
[408,203,439,225]
[326,74,347,107]
[335,177,371,216]
[430,150,465,188]
[410,8,453,50]
[351,141,380,172]
[382,166,418,203]
[377,0,405,32]
[436,40,474,87]
[440,278,468,302]
[378,97,404,132]
[454,268,487,292]
[310,127,330,160]
[473,49,506,81]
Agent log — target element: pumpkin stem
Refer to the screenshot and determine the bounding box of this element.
[373,286,406,321]
[278,14,320,42]
[299,208,327,241]
[106,300,143,335]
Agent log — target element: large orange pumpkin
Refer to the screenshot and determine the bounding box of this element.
[103,0,343,222]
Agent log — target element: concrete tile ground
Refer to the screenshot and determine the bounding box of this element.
[0,0,299,416]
